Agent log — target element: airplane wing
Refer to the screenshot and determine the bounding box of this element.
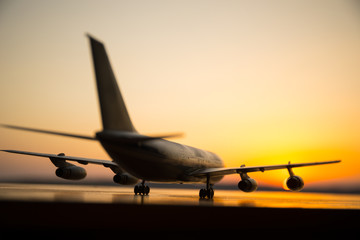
[189,160,341,177]
[1,149,119,170]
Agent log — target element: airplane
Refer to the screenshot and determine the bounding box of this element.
[1,34,341,199]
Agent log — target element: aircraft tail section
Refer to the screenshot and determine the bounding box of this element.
[87,34,136,132]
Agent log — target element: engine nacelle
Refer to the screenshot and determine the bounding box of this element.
[55,166,87,180]
[238,178,258,192]
[113,173,139,185]
[286,175,304,191]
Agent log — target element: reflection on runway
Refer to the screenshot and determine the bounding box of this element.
[1,183,359,235]
[0,183,359,209]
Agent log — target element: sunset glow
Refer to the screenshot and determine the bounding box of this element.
[0,0,359,189]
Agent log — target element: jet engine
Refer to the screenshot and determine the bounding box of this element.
[285,175,304,191]
[113,173,139,185]
[238,178,258,192]
[55,166,87,180]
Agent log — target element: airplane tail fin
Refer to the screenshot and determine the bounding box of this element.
[87,34,136,132]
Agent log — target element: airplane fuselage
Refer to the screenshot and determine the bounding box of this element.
[96,131,224,184]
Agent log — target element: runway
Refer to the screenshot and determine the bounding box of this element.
[1,183,360,209]
[1,183,359,236]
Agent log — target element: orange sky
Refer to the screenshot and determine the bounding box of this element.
[0,0,359,189]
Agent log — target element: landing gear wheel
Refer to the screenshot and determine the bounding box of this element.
[134,180,150,196]
[199,189,206,198]
[134,185,139,195]
[144,185,150,195]
[207,188,214,199]
[199,188,214,199]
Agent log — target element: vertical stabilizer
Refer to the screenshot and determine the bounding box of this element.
[87,34,136,132]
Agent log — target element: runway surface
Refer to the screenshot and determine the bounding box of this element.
[1,183,359,236]
[1,183,360,209]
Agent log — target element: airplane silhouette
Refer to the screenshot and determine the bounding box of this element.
[1,35,340,199]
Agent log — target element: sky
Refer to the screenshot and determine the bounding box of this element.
[0,0,359,189]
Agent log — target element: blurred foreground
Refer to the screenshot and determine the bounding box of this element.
[1,183,359,237]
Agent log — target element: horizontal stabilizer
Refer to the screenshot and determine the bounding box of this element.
[1,124,96,140]
[96,131,184,144]
[147,132,184,140]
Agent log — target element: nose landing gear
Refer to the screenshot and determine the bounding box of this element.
[134,180,150,195]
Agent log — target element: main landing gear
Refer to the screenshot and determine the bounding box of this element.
[199,187,214,199]
[134,180,150,195]
[199,175,214,199]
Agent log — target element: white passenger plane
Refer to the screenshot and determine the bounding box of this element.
[1,35,340,199]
